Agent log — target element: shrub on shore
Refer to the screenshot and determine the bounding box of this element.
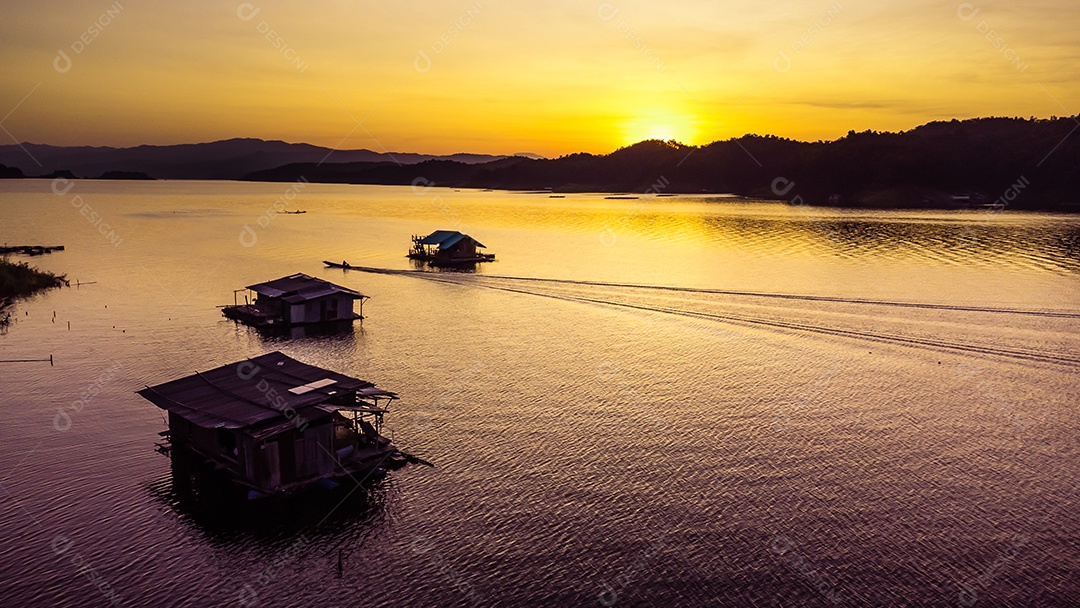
[0,258,68,302]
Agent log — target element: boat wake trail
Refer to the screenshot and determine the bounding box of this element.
[345,266,1080,367]
[343,266,1080,319]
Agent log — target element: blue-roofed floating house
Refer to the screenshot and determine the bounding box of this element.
[222,273,368,328]
[138,351,403,497]
[408,230,495,266]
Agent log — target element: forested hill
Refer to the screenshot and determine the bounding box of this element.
[244,116,1080,210]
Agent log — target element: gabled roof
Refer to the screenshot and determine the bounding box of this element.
[417,230,486,249]
[137,351,396,431]
[247,273,365,301]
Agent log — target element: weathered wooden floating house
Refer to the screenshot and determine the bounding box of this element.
[408,230,495,266]
[222,273,367,328]
[138,351,402,497]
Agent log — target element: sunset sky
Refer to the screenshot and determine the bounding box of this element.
[1,0,1077,156]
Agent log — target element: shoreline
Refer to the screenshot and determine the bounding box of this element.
[0,258,68,305]
[4,176,1078,212]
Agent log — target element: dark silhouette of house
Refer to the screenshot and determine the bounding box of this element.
[408,230,495,266]
[138,351,399,496]
[222,273,367,327]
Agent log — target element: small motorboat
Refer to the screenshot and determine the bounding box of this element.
[323,260,354,269]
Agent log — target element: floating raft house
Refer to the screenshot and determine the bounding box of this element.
[408,230,495,266]
[222,273,367,327]
[138,351,399,497]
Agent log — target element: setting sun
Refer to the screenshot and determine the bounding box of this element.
[621,110,698,146]
[646,125,677,142]
[1,2,1077,154]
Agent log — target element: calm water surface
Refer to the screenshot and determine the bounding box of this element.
[1,180,1078,606]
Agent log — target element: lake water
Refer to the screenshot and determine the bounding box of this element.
[1,179,1077,606]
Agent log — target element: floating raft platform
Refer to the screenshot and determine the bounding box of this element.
[408,230,495,267]
[0,245,65,256]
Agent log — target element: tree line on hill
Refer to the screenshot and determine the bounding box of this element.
[242,117,1080,210]
[2,117,1077,210]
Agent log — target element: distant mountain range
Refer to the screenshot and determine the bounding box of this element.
[2,117,1078,210]
[242,117,1080,210]
[0,138,505,180]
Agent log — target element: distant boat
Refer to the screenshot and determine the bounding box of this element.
[283,210,307,214]
[323,260,355,269]
[605,196,639,200]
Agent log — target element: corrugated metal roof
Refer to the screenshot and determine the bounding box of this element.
[288,378,337,395]
[439,233,468,249]
[418,230,486,249]
[136,351,395,431]
[247,273,364,301]
[280,286,357,304]
[417,230,461,245]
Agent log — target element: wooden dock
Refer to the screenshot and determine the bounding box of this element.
[0,245,65,256]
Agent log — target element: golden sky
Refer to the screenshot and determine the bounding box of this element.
[1,0,1077,156]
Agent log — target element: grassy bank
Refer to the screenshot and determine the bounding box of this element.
[0,258,68,302]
